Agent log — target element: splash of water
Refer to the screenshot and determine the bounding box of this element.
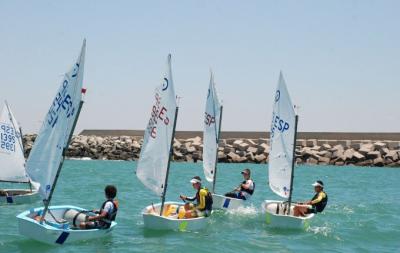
[226,204,259,216]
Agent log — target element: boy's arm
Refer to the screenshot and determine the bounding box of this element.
[241,180,252,189]
[308,192,325,205]
[180,194,196,202]
[88,202,111,221]
[88,211,107,221]
[185,195,196,201]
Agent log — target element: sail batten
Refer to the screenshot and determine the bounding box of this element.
[268,73,296,199]
[136,54,177,196]
[203,72,222,183]
[0,102,28,183]
[26,40,86,200]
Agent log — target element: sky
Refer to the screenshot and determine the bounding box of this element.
[1,0,399,133]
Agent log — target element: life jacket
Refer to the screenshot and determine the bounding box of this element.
[195,187,213,212]
[311,191,328,213]
[100,199,118,228]
[240,180,255,195]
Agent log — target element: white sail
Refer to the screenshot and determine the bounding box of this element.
[203,72,222,182]
[26,40,86,200]
[268,72,296,199]
[0,102,28,183]
[136,54,177,196]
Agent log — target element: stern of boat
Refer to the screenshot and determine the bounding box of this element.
[211,194,245,210]
[17,205,116,245]
[0,189,40,205]
[142,201,208,231]
[262,200,314,229]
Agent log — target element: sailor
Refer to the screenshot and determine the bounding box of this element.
[294,180,328,216]
[179,176,213,217]
[224,168,255,200]
[80,185,119,229]
[0,190,8,197]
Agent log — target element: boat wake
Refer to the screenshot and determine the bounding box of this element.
[307,225,331,236]
[306,222,341,241]
[226,205,258,216]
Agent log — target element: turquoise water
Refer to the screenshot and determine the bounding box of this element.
[1,161,399,253]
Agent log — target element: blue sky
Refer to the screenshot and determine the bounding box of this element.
[1,0,399,133]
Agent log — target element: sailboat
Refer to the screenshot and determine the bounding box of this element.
[202,72,244,210]
[17,40,116,245]
[137,54,209,231]
[261,72,314,229]
[0,102,39,204]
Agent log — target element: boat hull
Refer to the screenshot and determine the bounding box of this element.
[211,194,245,210]
[0,189,39,205]
[17,205,117,245]
[142,201,209,231]
[262,200,314,229]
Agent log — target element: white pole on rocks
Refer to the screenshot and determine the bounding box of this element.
[212,105,223,193]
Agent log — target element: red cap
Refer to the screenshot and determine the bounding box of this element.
[81,88,87,94]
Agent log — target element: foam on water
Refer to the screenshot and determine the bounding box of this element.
[307,224,332,237]
[226,204,259,216]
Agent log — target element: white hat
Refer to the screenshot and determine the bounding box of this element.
[190,176,201,184]
[312,180,324,188]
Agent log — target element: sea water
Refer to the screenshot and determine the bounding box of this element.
[0,161,399,252]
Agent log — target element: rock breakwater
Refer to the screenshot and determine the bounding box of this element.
[22,134,400,167]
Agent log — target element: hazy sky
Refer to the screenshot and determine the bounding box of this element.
[1,0,399,133]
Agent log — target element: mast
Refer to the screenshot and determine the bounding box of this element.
[40,100,84,222]
[212,105,223,193]
[19,126,25,159]
[159,106,179,216]
[287,114,299,215]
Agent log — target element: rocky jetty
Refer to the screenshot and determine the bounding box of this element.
[22,134,400,167]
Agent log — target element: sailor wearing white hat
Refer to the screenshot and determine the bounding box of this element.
[179,176,213,217]
[294,180,328,217]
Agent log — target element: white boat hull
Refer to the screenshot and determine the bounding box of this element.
[142,201,209,231]
[212,194,245,210]
[17,205,117,245]
[262,200,314,229]
[0,189,39,205]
